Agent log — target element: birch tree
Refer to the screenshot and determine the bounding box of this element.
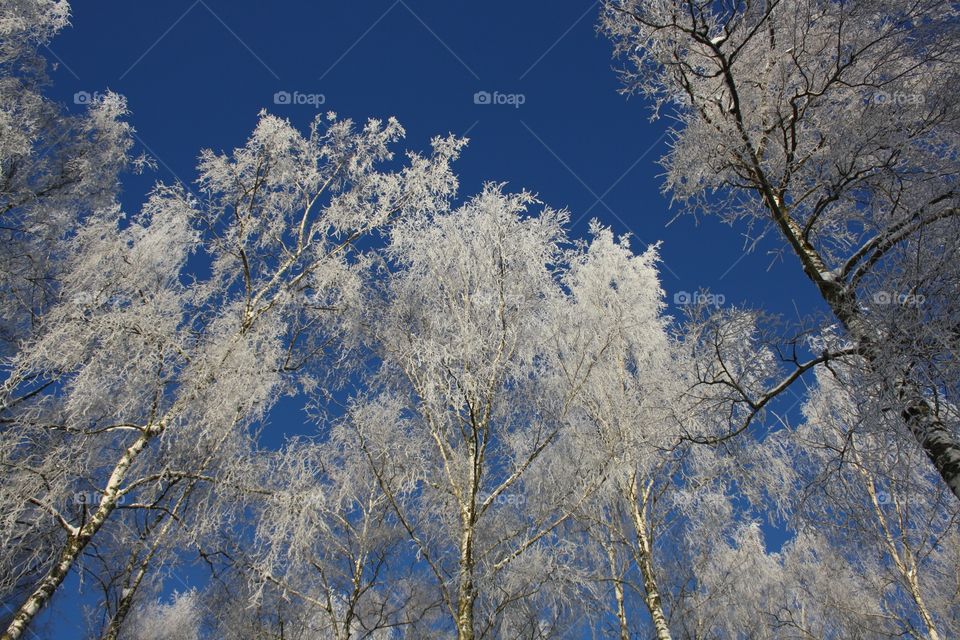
[224,431,438,640]
[352,185,577,638]
[0,109,464,639]
[533,224,683,639]
[774,366,960,639]
[0,0,134,352]
[319,187,681,638]
[600,0,960,500]
[672,362,960,639]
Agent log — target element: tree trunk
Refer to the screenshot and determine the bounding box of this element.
[862,475,943,640]
[761,175,960,504]
[605,541,631,640]
[2,430,155,640]
[628,477,672,640]
[897,397,960,503]
[456,524,476,640]
[101,506,175,640]
[455,440,480,640]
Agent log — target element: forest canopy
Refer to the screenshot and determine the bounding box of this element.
[1,1,959,638]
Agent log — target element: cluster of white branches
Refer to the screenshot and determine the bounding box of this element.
[0,1,958,639]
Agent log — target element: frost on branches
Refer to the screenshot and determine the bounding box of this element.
[601,0,960,499]
[1,1,959,639]
[0,4,463,632]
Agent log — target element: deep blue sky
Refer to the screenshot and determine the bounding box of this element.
[43,0,821,317]
[33,2,823,636]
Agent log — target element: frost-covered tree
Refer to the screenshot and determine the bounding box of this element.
[306,187,682,639]
[628,331,958,640]
[70,181,778,640]
[351,186,581,639]
[12,1,955,637]
[669,361,960,639]
[775,366,960,639]
[1,1,136,631]
[601,0,960,500]
[0,0,134,352]
[669,520,894,640]
[0,106,463,639]
[221,432,436,640]
[532,225,683,640]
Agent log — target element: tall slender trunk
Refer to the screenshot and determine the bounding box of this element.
[604,540,631,640]
[904,568,942,640]
[456,524,476,640]
[101,550,152,640]
[456,442,479,640]
[101,477,197,640]
[861,473,943,640]
[2,429,156,640]
[627,475,672,640]
[100,421,238,640]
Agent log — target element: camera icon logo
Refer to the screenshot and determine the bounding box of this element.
[673,291,692,305]
[273,91,292,105]
[872,291,892,305]
[473,91,492,105]
[74,91,92,105]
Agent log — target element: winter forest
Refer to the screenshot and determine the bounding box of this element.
[2,0,960,638]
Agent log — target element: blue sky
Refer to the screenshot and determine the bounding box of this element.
[43,0,821,318]
[32,2,824,635]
